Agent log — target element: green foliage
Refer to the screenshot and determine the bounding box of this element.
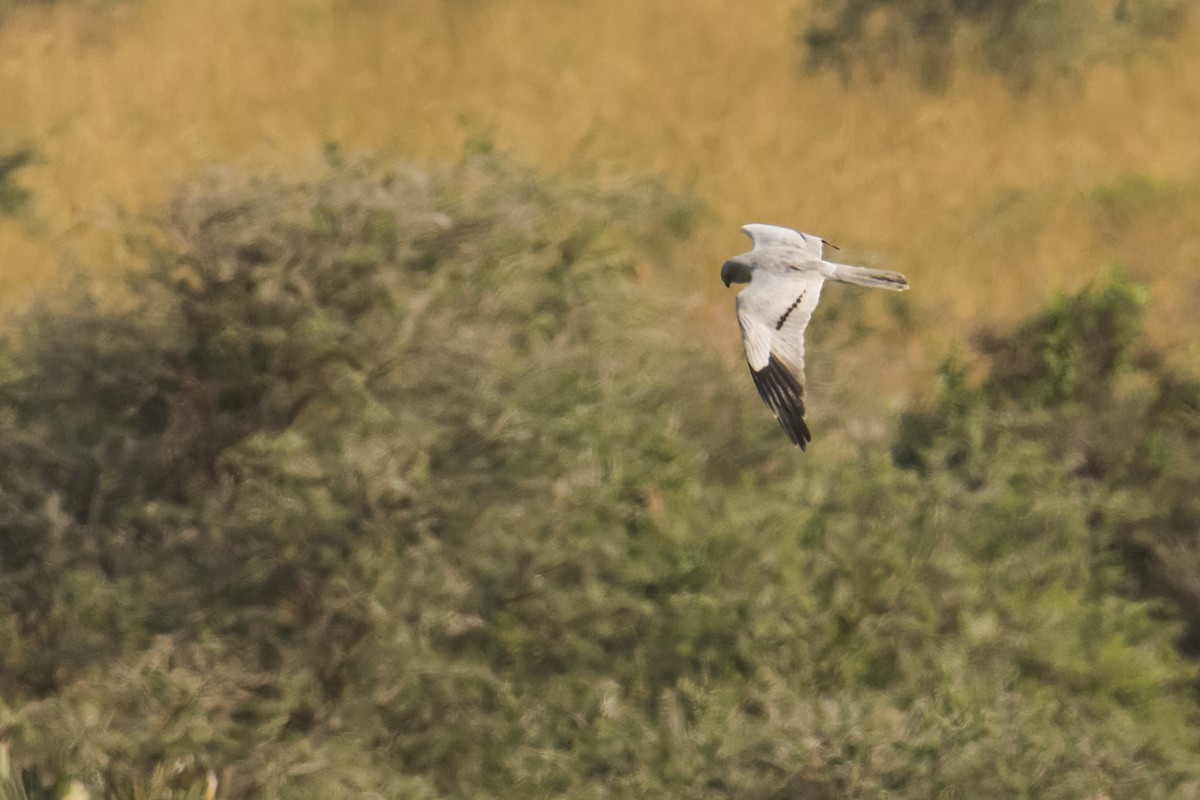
[896,269,1147,471]
[0,0,110,16]
[2,158,1200,798]
[978,266,1146,406]
[0,148,32,218]
[1090,172,1176,227]
[799,0,1191,89]
[898,266,1200,670]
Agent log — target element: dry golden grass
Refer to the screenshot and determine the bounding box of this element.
[3,0,1200,368]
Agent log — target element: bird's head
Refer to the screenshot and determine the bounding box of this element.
[721,258,753,288]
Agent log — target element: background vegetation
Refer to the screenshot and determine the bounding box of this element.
[3,1,1200,798]
[800,0,1191,88]
[2,0,1200,353]
[3,153,1200,800]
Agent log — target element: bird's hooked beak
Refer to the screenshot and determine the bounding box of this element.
[720,258,749,288]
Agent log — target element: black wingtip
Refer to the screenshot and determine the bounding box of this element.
[749,355,811,449]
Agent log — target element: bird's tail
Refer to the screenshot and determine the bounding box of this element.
[824,262,909,291]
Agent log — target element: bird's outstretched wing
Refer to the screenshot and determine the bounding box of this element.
[741,223,830,261]
[734,270,826,449]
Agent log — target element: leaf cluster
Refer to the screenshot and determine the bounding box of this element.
[0,148,33,218]
[2,157,1199,798]
[899,267,1200,662]
[798,0,1192,89]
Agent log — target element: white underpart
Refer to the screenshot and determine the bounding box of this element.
[727,222,909,447]
[735,270,825,374]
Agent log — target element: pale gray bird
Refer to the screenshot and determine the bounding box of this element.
[721,223,909,449]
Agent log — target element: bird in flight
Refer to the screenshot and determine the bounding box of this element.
[722,223,909,449]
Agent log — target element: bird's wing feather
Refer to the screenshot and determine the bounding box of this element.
[735,271,825,448]
[741,223,826,260]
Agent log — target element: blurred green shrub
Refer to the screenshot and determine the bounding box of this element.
[0,0,106,15]
[1090,172,1177,228]
[2,158,1199,798]
[798,0,1191,89]
[0,148,32,218]
[898,266,1200,658]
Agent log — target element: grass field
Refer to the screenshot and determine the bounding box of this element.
[3,0,1200,359]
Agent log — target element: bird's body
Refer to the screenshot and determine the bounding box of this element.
[722,223,909,449]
